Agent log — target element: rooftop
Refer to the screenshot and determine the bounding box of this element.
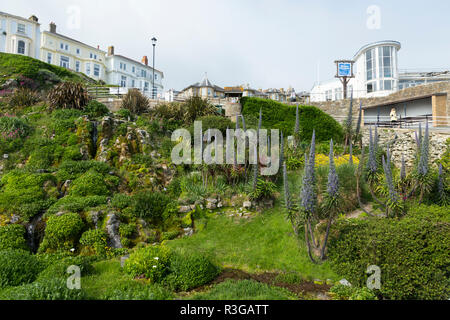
[0,11,40,25]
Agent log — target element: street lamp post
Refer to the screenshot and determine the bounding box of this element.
[151,37,157,99]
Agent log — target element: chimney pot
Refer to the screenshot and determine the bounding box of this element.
[142,56,148,66]
[108,46,114,56]
[49,22,56,33]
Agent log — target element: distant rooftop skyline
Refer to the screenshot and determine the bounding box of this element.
[3,0,450,92]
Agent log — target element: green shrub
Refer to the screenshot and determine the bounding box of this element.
[7,88,40,107]
[84,100,109,118]
[132,191,170,222]
[240,97,344,142]
[328,205,450,300]
[111,193,132,210]
[69,169,111,197]
[188,115,234,135]
[47,82,90,110]
[123,245,172,283]
[248,178,276,201]
[0,170,57,220]
[192,279,296,300]
[164,250,221,291]
[56,160,111,182]
[121,89,149,114]
[46,195,108,215]
[182,96,218,124]
[329,284,377,300]
[0,249,42,288]
[115,108,132,119]
[0,278,86,300]
[0,116,32,140]
[119,223,136,239]
[37,255,95,280]
[79,229,109,256]
[101,281,173,300]
[39,213,84,253]
[0,224,28,251]
[161,230,180,241]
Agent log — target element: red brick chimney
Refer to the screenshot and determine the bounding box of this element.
[142,56,148,66]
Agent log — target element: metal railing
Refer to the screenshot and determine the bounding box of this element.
[332,115,450,129]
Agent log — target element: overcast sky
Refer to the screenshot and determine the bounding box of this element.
[4,0,450,92]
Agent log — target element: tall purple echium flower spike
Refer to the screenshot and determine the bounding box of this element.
[414,131,420,149]
[345,91,354,132]
[400,154,406,180]
[418,123,423,145]
[355,102,363,136]
[240,115,247,131]
[374,125,379,151]
[382,155,398,204]
[301,152,316,215]
[368,126,377,174]
[301,131,317,215]
[417,121,429,176]
[327,139,339,199]
[294,104,300,135]
[283,162,291,210]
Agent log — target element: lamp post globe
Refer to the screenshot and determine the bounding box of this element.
[151,37,157,99]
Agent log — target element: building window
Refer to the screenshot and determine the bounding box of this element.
[94,64,100,77]
[379,46,393,78]
[380,80,393,91]
[155,74,158,80]
[366,48,375,81]
[131,79,135,87]
[75,61,80,72]
[141,70,146,78]
[76,48,80,55]
[65,44,69,51]
[17,24,25,34]
[132,66,135,73]
[47,52,52,64]
[86,63,91,75]
[325,90,332,101]
[144,82,149,91]
[121,76,127,87]
[60,43,64,50]
[60,56,70,69]
[17,40,25,54]
[367,82,376,93]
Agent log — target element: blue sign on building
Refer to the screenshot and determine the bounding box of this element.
[338,62,352,77]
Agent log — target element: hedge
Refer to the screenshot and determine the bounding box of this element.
[327,205,450,300]
[240,97,344,142]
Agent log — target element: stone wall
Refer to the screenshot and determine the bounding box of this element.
[361,127,450,168]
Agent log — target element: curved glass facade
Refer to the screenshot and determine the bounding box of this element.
[365,45,397,93]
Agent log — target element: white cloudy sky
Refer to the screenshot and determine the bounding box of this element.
[4,0,450,92]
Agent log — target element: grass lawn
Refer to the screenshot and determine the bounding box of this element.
[166,204,338,282]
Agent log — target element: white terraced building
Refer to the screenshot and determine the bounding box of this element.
[0,11,165,96]
[0,11,41,59]
[310,40,450,102]
[40,22,107,82]
[105,46,164,99]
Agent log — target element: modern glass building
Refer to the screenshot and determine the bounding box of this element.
[310,40,450,102]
